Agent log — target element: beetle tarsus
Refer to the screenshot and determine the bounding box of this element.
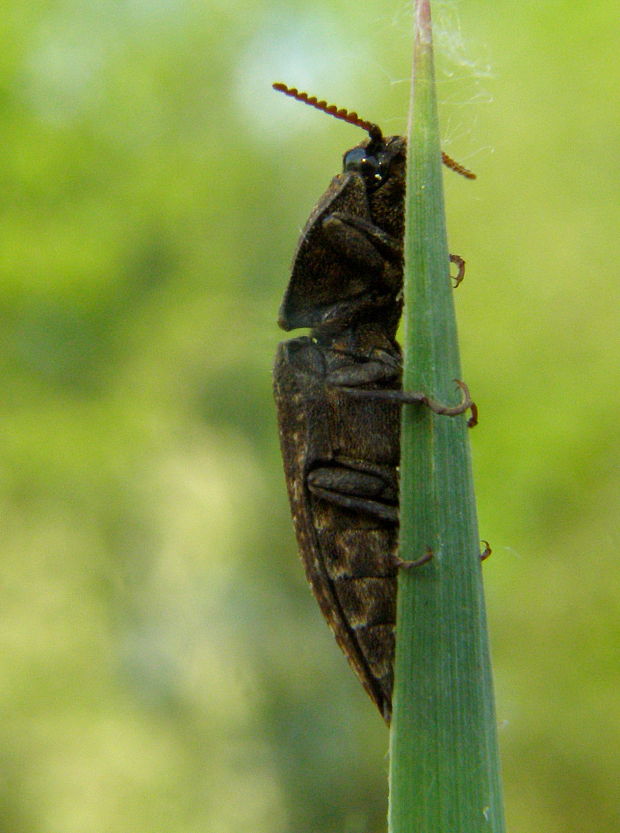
[479,540,492,561]
[449,253,465,287]
[393,548,434,569]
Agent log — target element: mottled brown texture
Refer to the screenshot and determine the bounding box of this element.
[274,132,407,723]
[274,338,401,720]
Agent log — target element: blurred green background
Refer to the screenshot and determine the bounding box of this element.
[2,1,618,831]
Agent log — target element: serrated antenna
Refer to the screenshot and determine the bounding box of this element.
[441,151,476,180]
[273,82,476,181]
[273,82,383,144]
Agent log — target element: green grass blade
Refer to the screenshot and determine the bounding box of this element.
[388,2,506,832]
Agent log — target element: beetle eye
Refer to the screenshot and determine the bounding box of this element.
[343,147,382,181]
[343,147,370,171]
[343,147,389,189]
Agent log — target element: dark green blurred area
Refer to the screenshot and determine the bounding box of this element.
[1,2,618,831]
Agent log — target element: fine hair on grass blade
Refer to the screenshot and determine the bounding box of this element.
[388,2,506,832]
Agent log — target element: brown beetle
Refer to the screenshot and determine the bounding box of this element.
[272,83,475,722]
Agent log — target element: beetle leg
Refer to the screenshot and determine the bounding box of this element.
[338,379,478,428]
[323,212,401,264]
[449,253,465,287]
[307,465,398,523]
[392,549,434,569]
[479,540,492,561]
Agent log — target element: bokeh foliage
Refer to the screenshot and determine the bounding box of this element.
[1,1,618,832]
